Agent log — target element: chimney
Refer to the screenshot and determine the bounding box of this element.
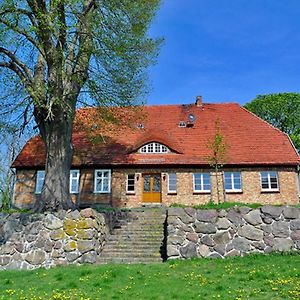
[195,95,203,107]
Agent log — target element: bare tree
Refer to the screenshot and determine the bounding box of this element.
[207,119,228,204]
[0,0,162,211]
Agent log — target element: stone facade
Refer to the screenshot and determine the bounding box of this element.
[167,206,300,259]
[0,208,108,270]
[13,167,299,209]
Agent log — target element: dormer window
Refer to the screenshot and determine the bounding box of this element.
[139,142,170,153]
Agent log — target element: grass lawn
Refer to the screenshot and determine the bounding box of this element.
[0,253,299,300]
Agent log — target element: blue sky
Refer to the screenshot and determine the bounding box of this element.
[147,0,300,105]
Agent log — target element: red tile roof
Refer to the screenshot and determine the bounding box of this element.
[12,103,300,168]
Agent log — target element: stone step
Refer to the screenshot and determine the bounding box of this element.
[97,257,163,264]
[102,245,162,251]
[100,250,161,258]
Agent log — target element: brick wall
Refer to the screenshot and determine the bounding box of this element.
[13,166,299,209]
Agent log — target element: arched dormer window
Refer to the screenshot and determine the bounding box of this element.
[139,142,170,154]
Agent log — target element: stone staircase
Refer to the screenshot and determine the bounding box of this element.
[98,208,167,263]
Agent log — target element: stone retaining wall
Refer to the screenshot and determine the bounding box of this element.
[167,205,300,259]
[0,208,108,270]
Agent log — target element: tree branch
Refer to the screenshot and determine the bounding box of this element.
[0,17,39,50]
[0,47,33,83]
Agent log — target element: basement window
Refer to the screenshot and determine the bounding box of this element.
[168,173,177,193]
[94,169,111,193]
[35,170,45,194]
[126,174,135,193]
[193,173,211,193]
[224,172,242,192]
[260,171,279,192]
[70,170,80,194]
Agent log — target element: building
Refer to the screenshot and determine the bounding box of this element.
[12,97,300,209]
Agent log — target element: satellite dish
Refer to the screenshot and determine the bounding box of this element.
[188,113,195,122]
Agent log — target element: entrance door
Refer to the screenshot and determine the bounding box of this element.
[142,174,161,203]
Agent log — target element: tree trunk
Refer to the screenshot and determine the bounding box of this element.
[34,111,76,212]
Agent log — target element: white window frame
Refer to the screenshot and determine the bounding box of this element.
[224,172,242,192]
[193,173,211,193]
[35,170,45,194]
[70,170,80,194]
[168,173,177,193]
[139,142,169,153]
[126,174,135,194]
[260,171,279,192]
[94,169,111,193]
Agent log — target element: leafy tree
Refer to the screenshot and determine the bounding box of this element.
[244,93,300,151]
[0,0,162,211]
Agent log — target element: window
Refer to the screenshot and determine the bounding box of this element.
[127,174,135,193]
[168,173,177,193]
[70,170,80,194]
[35,170,45,194]
[139,142,169,153]
[260,171,279,191]
[193,173,211,192]
[94,170,111,193]
[224,172,242,192]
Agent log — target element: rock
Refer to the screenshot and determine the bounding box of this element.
[64,219,77,236]
[44,239,55,252]
[239,207,252,214]
[64,241,77,252]
[34,235,48,249]
[0,243,15,255]
[197,244,211,257]
[216,218,231,229]
[272,221,289,238]
[168,235,185,245]
[77,229,94,240]
[261,206,282,219]
[186,233,198,243]
[54,241,63,249]
[262,216,273,224]
[15,243,24,253]
[194,222,217,234]
[81,251,97,264]
[208,252,223,259]
[25,250,46,265]
[167,225,176,234]
[66,251,81,262]
[168,207,185,217]
[213,244,226,256]
[283,207,300,219]
[52,249,64,258]
[77,240,94,254]
[200,235,215,246]
[252,241,266,250]
[180,242,197,258]
[227,209,244,226]
[264,246,273,254]
[225,249,240,257]
[238,225,263,241]
[178,211,194,224]
[218,210,227,218]
[244,210,262,226]
[184,207,196,218]
[80,208,97,219]
[232,237,251,252]
[66,210,80,220]
[49,229,65,241]
[0,255,11,266]
[290,220,300,231]
[291,230,300,240]
[77,219,94,229]
[226,243,234,252]
[273,238,293,251]
[167,245,180,257]
[261,224,272,234]
[43,214,63,230]
[196,210,218,223]
[213,231,231,244]
[264,235,274,247]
